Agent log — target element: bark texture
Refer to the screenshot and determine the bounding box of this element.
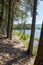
[34,23,43,65]
[27,0,37,55]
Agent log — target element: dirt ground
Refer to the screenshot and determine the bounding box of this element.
[0,35,35,65]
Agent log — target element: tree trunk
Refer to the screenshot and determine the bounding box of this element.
[7,0,16,39]
[0,0,4,32]
[23,15,26,40]
[7,1,11,38]
[9,8,13,39]
[34,23,43,65]
[0,21,1,28]
[27,0,37,55]
[7,0,13,39]
[1,0,4,33]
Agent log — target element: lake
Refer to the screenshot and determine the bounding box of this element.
[15,24,42,39]
[15,29,41,47]
[16,29,41,39]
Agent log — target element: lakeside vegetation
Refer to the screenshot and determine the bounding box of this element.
[13,24,31,29]
[13,31,38,55]
[0,0,43,64]
[13,24,41,30]
[13,30,39,41]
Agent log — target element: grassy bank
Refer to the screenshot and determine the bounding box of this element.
[33,46,38,55]
[13,31,39,41]
[13,31,38,55]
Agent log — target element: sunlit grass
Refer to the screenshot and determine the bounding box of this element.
[13,30,38,55]
[33,46,38,55]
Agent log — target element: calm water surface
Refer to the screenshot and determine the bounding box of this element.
[15,29,41,46]
[16,29,41,39]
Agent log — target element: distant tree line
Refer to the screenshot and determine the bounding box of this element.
[13,24,31,29]
[0,0,43,65]
[13,24,41,30]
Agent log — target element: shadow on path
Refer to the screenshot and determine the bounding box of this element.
[0,38,34,65]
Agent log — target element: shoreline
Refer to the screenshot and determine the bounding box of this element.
[13,31,38,55]
[13,30,39,41]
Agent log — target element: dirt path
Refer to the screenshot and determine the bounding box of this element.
[0,35,35,65]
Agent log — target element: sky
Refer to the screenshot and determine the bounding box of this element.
[36,0,43,24]
[14,0,43,24]
[26,0,43,24]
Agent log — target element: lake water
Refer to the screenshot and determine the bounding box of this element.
[15,29,41,46]
[25,29,41,39]
[16,29,41,39]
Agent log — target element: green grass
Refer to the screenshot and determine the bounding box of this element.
[13,30,39,41]
[33,46,38,55]
[34,38,39,41]
[13,30,38,55]
[13,30,29,47]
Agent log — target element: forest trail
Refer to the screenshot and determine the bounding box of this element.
[0,35,35,65]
